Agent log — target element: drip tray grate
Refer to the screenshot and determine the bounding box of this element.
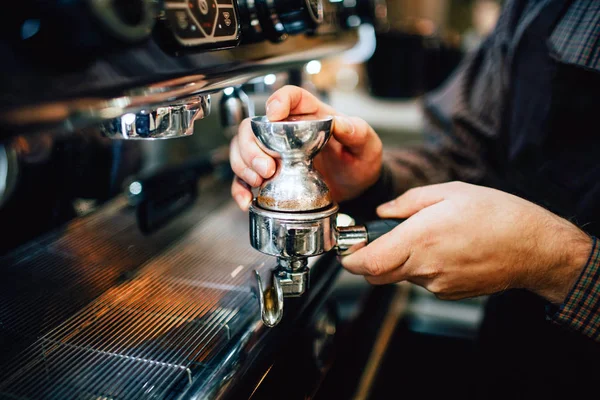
[0,196,271,400]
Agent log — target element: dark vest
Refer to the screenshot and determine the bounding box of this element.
[475,1,600,398]
[505,1,600,236]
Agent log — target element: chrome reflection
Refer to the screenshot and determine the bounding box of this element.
[0,144,18,208]
[255,270,284,327]
[101,95,210,140]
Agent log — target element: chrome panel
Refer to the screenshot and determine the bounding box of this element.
[0,33,357,137]
[101,95,210,140]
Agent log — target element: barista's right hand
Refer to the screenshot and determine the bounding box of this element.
[230,85,383,210]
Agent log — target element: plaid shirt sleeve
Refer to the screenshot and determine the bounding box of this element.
[550,237,600,341]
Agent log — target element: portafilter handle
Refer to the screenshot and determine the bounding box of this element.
[255,216,404,328]
[336,218,405,256]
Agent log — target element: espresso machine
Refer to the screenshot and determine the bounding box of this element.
[0,0,392,399]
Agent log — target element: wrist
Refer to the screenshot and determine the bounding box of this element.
[533,217,593,304]
[337,162,389,222]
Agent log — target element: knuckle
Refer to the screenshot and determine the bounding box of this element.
[230,160,245,176]
[239,146,264,166]
[418,264,443,280]
[281,84,300,93]
[365,256,386,276]
[236,119,251,138]
[242,168,260,186]
[415,232,439,250]
[413,186,436,206]
[240,148,257,165]
[351,117,380,144]
[271,85,292,100]
[435,292,452,301]
[425,281,442,295]
[231,184,244,200]
[425,280,449,298]
[349,117,369,138]
[238,127,256,145]
[348,116,366,129]
[239,123,255,142]
[403,187,420,201]
[405,187,418,196]
[239,117,251,128]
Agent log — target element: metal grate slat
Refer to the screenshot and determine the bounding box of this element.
[0,195,269,400]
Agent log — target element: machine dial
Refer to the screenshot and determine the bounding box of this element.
[88,0,158,43]
[159,0,241,50]
[254,0,324,42]
[188,0,218,35]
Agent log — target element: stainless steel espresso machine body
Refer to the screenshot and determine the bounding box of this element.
[0,1,392,399]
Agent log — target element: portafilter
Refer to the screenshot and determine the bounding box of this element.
[248,115,403,327]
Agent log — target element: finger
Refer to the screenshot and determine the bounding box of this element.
[365,259,428,286]
[376,184,448,219]
[266,85,332,121]
[237,119,277,178]
[229,135,263,187]
[231,177,253,211]
[365,269,407,285]
[332,116,381,156]
[363,248,423,286]
[341,223,412,277]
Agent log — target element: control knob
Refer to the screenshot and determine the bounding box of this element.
[253,0,324,42]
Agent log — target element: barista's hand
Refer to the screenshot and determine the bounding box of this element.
[230,85,382,210]
[341,182,593,304]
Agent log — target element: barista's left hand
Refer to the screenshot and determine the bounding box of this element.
[341,181,593,304]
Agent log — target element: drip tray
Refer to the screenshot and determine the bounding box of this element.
[0,190,273,400]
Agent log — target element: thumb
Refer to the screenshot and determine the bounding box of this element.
[377,184,447,218]
[265,85,321,121]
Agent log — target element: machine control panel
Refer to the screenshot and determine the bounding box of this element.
[4,0,357,58]
[162,0,240,49]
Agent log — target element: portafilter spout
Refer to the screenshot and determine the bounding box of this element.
[247,115,403,327]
